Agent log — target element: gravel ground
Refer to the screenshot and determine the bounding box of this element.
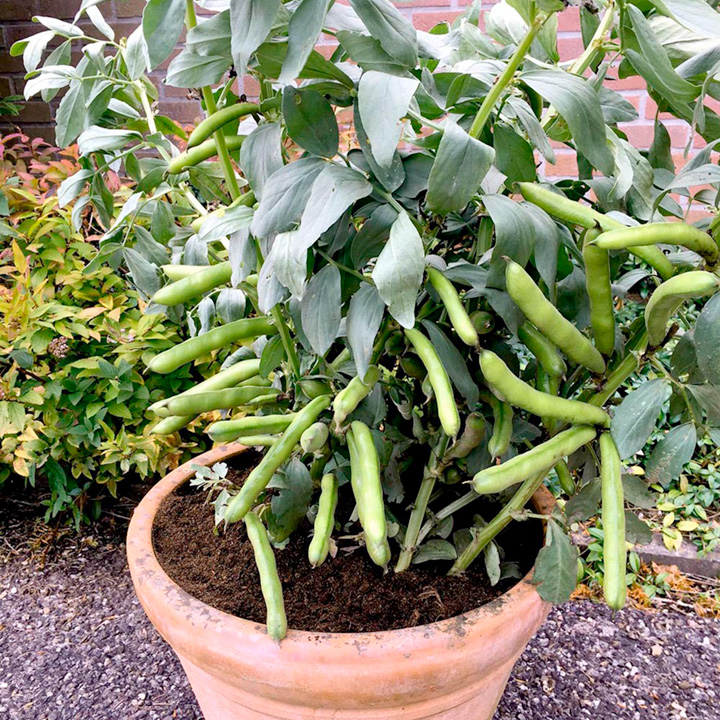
[1,509,719,720]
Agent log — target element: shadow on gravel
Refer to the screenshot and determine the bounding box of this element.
[1,496,718,720]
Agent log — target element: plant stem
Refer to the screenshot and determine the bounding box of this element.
[417,489,479,546]
[448,469,548,575]
[406,109,445,134]
[395,434,450,572]
[271,305,301,378]
[468,12,548,139]
[185,0,241,201]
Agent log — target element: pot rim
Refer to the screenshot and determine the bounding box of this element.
[127,442,552,651]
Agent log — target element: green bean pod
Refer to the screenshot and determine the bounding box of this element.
[147,317,277,374]
[207,413,294,443]
[555,459,576,496]
[600,432,626,611]
[167,135,245,175]
[426,267,478,346]
[161,264,210,281]
[517,183,675,280]
[645,270,720,346]
[152,262,232,307]
[347,421,391,567]
[505,260,606,374]
[224,395,332,523]
[332,365,381,431]
[243,512,287,641]
[517,322,567,378]
[486,393,514,459]
[300,422,329,454]
[536,367,560,434]
[444,413,486,462]
[151,414,194,435]
[472,425,597,494]
[308,473,338,567]
[187,102,261,148]
[404,328,461,438]
[156,386,280,417]
[234,435,278,447]
[582,228,616,357]
[594,222,719,265]
[480,350,610,427]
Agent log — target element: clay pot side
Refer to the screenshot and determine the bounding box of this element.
[127,442,553,720]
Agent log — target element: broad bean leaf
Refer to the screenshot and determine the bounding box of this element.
[651,0,720,38]
[413,539,457,564]
[422,320,480,406]
[251,157,326,238]
[267,458,314,543]
[522,69,614,176]
[623,474,655,510]
[483,194,534,289]
[240,122,284,201]
[123,247,160,299]
[336,30,410,76]
[349,0,418,68]
[58,169,93,208]
[216,289,247,323]
[565,479,601,523]
[694,294,720,384]
[611,379,672,459]
[78,127,141,154]
[272,231,307,299]
[346,283,386,381]
[426,123,495,214]
[142,0,186,69]
[282,87,339,158]
[645,423,697,488]
[280,0,329,83]
[350,204,398,268]
[532,520,579,604]
[353,100,405,191]
[358,71,419,169]
[55,82,87,147]
[301,264,342,356]
[166,51,230,88]
[230,0,282,76]
[493,123,536,184]
[625,511,653,546]
[372,211,424,329]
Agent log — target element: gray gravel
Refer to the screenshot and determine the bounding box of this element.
[1,518,719,720]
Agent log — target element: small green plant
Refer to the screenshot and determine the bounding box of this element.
[17,0,720,640]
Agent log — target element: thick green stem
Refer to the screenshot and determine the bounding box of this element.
[271,305,301,378]
[468,13,548,139]
[417,489,479,546]
[395,434,450,573]
[185,0,241,200]
[448,469,549,575]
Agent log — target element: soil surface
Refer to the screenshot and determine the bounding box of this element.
[153,463,543,632]
[2,498,720,720]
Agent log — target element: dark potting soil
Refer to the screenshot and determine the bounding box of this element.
[153,453,544,633]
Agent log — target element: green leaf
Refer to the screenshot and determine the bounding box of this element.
[688,384,720,422]
[125,26,149,80]
[413,539,457,564]
[240,122,283,201]
[349,0,418,67]
[694,294,720,384]
[504,96,556,164]
[142,0,186,69]
[484,194,535,288]
[358,71,419,169]
[57,169,93,208]
[216,289,246,323]
[353,100,405,192]
[422,320,480,406]
[647,0,720,44]
[532,519,579,604]
[267,458,314,543]
[123,247,160,299]
[282,87,339,158]
[251,157,326,238]
[622,474,655,510]
[646,424,697,488]
[272,231,307,298]
[625,511,653,546]
[372,211,424,329]
[426,123,494,214]
[293,163,373,255]
[565,479,601,523]
[522,69,614,176]
[77,126,141,154]
[260,334,284,377]
[301,264,342,356]
[255,41,354,86]
[166,50,231,88]
[231,0,282,75]
[350,204,398,268]
[198,205,254,243]
[280,0,330,83]
[611,379,672,459]
[336,30,410,76]
[493,123,537,183]
[346,283,385,381]
[626,6,699,106]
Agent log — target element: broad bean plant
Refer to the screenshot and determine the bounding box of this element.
[15,0,720,639]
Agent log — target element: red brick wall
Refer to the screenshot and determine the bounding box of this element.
[0,1,709,190]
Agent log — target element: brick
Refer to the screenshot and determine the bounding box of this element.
[410,10,460,32]
[115,0,145,18]
[35,0,80,19]
[543,151,578,178]
[14,101,52,123]
[619,122,688,150]
[157,100,202,124]
[557,6,580,32]
[0,1,38,22]
[557,35,584,63]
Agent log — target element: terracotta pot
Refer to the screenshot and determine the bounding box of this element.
[127,442,553,720]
